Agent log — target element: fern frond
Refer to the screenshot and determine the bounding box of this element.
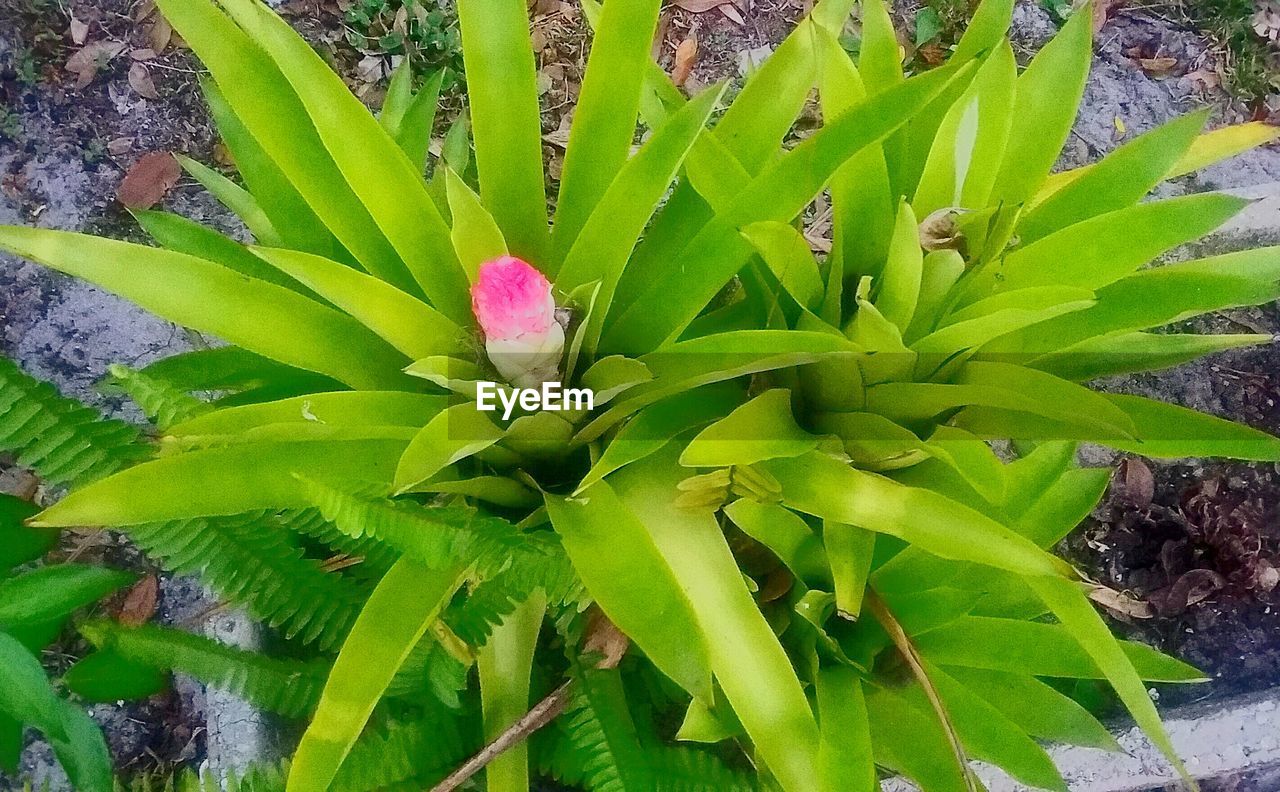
[300,479,536,574]
[120,511,366,650]
[0,356,148,486]
[387,638,471,709]
[330,714,467,792]
[282,507,400,584]
[539,667,656,792]
[104,364,210,431]
[448,538,582,648]
[81,620,326,718]
[648,747,758,792]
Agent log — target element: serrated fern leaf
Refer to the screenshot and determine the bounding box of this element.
[104,364,211,431]
[540,668,656,792]
[299,478,537,575]
[120,511,367,650]
[649,747,758,792]
[387,636,471,709]
[330,715,467,792]
[448,538,583,648]
[0,356,148,486]
[282,507,400,584]
[81,621,326,718]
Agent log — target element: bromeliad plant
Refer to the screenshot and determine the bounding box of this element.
[3,0,1280,788]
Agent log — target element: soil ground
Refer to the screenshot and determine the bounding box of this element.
[2,0,1280,788]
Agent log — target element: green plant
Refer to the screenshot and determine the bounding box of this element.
[2,0,1280,790]
[344,0,464,90]
[0,359,147,790]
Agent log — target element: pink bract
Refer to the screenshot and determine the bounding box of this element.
[470,256,557,342]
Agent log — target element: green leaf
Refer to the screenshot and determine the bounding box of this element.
[904,249,966,343]
[1030,332,1272,381]
[574,385,741,494]
[549,0,662,266]
[218,0,472,320]
[0,566,134,628]
[546,482,713,702]
[819,28,894,286]
[169,391,448,437]
[478,592,546,792]
[578,356,653,405]
[63,649,169,703]
[1105,393,1280,460]
[922,660,1066,791]
[0,226,411,390]
[864,368,1136,440]
[176,154,281,246]
[578,330,858,443]
[557,84,727,354]
[824,520,875,618]
[968,193,1249,297]
[761,451,1072,578]
[611,444,822,791]
[1026,578,1193,784]
[680,389,822,467]
[394,404,505,493]
[943,667,1119,751]
[381,66,444,171]
[0,631,113,792]
[444,167,507,280]
[990,6,1091,204]
[740,222,825,312]
[605,60,974,353]
[34,439,407,527]
[815,668,876,792]
[916,615,1207,682]
[723,500,828,584]
[865,686,970,792]
[984,247,1280,355]
[161,1,411,290]
[873,200,923,330]
[132,210,306,295]
[0,494,53,573]
[913,6,942,45]
[287,555,470,792]
[252,245,467,359]
[1018,110,1208,243]
[454,0,549,261]
[200,78,340,259]
[913,42,1015,214]
[858,0,903,94]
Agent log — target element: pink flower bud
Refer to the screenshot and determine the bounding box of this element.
[470,256,565,388]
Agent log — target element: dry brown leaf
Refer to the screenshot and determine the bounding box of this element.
[581,609,628,669]
[1087,584,1154,619]
[117,151,179,209]
[1184,67,1222,93]
[134,0,158,22]
[65,40,126,90]
[719,3,745,24]
[673,0,730,11]
[1117,457,1154,507]
[118,574,159,627]
[107,137,134,155]
[212,142,236,168]
[131,48,157,61]
[1092,0,1119,33]
[148,18,173,53]
[69,16,90,46]
[672,33,698,87]
[1137,56,1177,76]
[128,62,160,99]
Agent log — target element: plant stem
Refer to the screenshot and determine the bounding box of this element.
[429,680,573,792]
